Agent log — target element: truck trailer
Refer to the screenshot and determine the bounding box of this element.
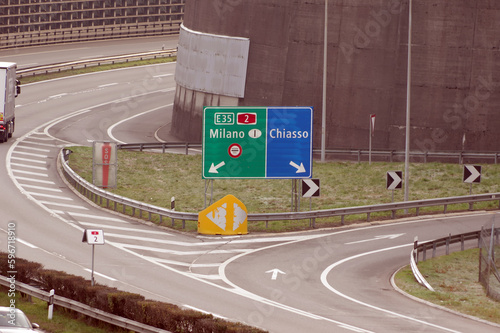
[0,62,20,143]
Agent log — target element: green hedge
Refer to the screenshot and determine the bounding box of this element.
[0,253,267,333]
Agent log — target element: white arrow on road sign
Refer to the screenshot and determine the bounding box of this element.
[289,161,306,173]
[463,165,481,183]
[387,171,402,190]
[265,268,286,280]
[209,161,225,173]
[302,179,320,197]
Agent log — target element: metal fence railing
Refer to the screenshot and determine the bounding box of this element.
[414,231,484,263]
[479,225,500,301]
[117,142,500,164]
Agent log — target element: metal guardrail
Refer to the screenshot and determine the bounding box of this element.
[117,142,500,164]
[17,49,177,78]
[0,275,172,333]
[59,149,500,228]
[320,148,500,164]
[1,23,181,50]
[118,142,202,154]
[414,230,490,263]
[410,249,435,291]
[410,228,500,291]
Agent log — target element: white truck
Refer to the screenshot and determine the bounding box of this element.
[0,62,20,143]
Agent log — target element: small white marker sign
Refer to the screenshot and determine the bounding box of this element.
[82,229,105,245]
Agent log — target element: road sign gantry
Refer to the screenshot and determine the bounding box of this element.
[202,106,313,179]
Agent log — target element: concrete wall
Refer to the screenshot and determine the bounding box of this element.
[172,0,500,154]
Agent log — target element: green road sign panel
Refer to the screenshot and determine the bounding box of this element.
[202,106,313,179]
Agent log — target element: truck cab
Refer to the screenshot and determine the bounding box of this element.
[0,62,20,143]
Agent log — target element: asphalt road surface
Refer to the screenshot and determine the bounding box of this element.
[0,38,499,333]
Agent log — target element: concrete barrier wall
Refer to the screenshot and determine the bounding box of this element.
[173,0,500,154]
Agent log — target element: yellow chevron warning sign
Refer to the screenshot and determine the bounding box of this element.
[198,195,248,235]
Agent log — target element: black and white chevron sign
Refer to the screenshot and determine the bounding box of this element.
[386,171,402,190]
[302,179,320,197]
[463,165,481,183]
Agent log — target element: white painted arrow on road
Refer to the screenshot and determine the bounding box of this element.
[345,234,405,245]
[266,268,286,280]
[289,161,306,173]
[209,161,225,173]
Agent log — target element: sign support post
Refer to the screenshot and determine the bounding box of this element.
[387,171,402,218]
[91,244,96,286]
[301,179,320,226]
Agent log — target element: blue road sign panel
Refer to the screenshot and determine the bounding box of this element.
[266,107,313,178]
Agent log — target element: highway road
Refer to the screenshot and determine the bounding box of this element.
[0,38,499,333]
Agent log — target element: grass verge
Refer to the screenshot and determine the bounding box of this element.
[67,146,500,232]
[19,56,176,84]
[394,248,500,324]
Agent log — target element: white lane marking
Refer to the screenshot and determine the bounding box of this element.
[107,104,172,144]
[15,177,55,184]
[141,256,220,268]
[13,170,49,177]
[98,83,118,88]
[26,135,57,141]
[114,242,248,256]
[106,233,294,248]
[11,156,47,164]
[17,238,38,249]
[10,163,48,171]
[63,212,129,223]
[49,93,68,99]
[15,145,51,152]
[79,222,171,235]
[104,232,179,243]
[12,151,49,158]
[83,269,117,281]
[217,215,494,332]
[320,244,463,333]
[38,201,88,210]
[22,184,62,192]
[27,192,73,201]
[344,233,405,245]
[218,236,375,330]
[153,74,173,78]
[18,140,59,147]
[186,273,222,280]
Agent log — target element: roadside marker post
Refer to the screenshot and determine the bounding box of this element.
[302,178,320,227]
[82,229,105,286]
[387,171,402,218]
[463,165,482,210]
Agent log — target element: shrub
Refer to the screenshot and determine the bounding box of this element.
[0,253,268,332]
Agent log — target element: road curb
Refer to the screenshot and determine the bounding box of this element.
[390,266,500,329]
